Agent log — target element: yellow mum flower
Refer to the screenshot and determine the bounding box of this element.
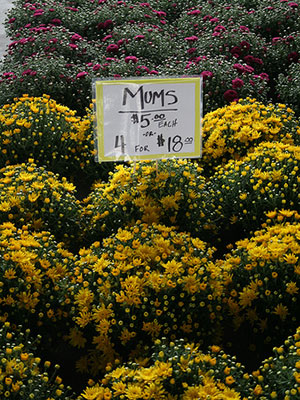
[273,303,289,321]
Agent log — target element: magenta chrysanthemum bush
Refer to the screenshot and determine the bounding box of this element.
[1,0,299,116]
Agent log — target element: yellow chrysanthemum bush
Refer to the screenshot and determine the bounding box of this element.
[201,98,300,175]
[197,141,300,249]
[0,321,75,399]
[67,221,229,376]
[0,222,76,341]
[81,159,206,245]
[248,326,300,399]
[0,94,112,186]
[78,338,253,400]
[220,211,300,368]
[0,160,81,245]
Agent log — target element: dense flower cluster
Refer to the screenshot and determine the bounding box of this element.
[198,141,300,246]
[6,25,103,64]
[264,32,300,82]
[0,0,299,116]
[68,221,226,375]
[0,160,81,244]
[104,22,177,65]
[201,97,300,173]
[0,222,75,335]
[221,212,300,365]
[160,55,269,114]
[0,321,75,399]
[0,94,99,179]
[175,17,268,74]
[79,338,252,400]
[81,158,206,245]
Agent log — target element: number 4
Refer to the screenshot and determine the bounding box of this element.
[115,135,126,154]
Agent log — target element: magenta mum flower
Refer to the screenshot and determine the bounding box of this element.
[104,20,113,28]
[232,78,244,88]
[253,57,263,65]
[137,65,150,73]
[76,71,88,78]
[288,51,299,62]
[71,34,82,42]
[259,72,269,81]
[102,35,113,42]
[224,89,238,102]
[194,56,207,62]
[201,70,214,80]
[184,35,198,42]
[51,19,62,25]
[239,25,250,32]
[243,55,254,63]
[233,63,246,73]
[230,46,241,57]
[106,44,119,53]
[33,9,44,15]
[214,24,225,31]
[187,9,201,15]
[240,40,250,50]
[65,6,78,11]
[153,10,167,17]
[233,63,254,74]
[22,69,32,76]
[244,65,254,73]
[125,56,138,63]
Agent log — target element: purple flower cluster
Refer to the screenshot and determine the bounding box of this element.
[0,0,298,115]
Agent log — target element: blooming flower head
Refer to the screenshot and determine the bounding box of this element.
[223,89,238,102]
[184,35,198,42]
[232,78,244,88]
[125,56,138,63]
[106,44,119,53]
[76,71,88,78]
[201,70,214,80]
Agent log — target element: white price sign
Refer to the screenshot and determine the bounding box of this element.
[93,76,202,162]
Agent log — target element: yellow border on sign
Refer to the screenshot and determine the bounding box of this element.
[94,77,202,162]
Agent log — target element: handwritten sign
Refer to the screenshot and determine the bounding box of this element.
[93,76,202,162]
